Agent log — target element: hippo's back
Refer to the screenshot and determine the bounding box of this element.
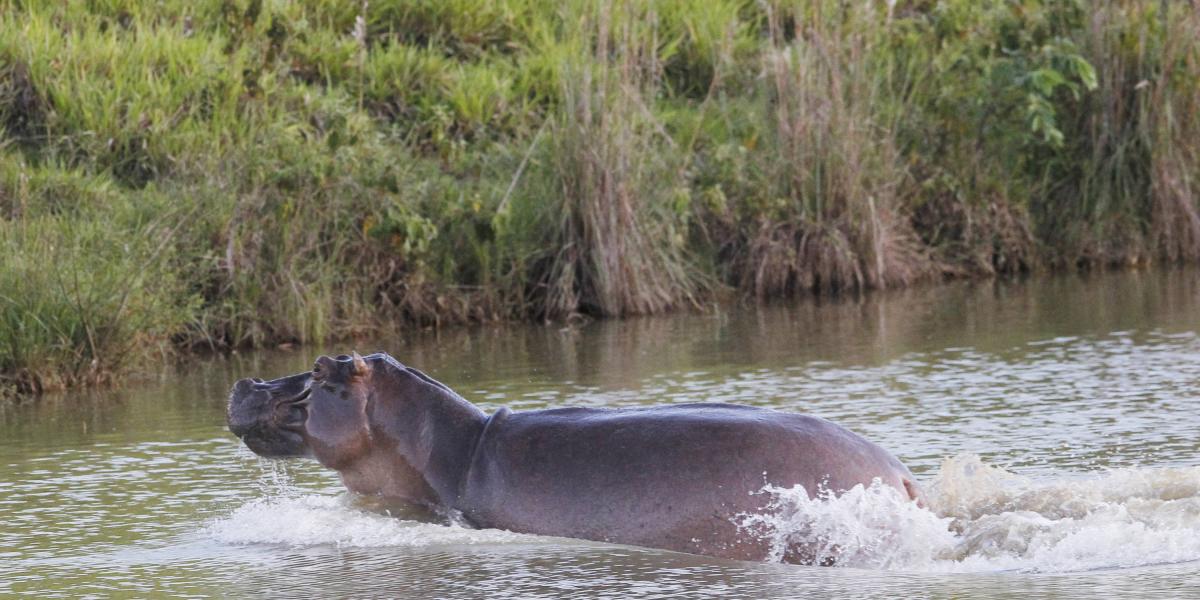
[457,403,916,561]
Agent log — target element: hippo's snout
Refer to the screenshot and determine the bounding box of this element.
[227,372,312,458]
[227,378,266,438]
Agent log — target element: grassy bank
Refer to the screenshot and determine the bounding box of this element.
[1,0,1198,394]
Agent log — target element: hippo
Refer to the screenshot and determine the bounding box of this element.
[227,352,925,564]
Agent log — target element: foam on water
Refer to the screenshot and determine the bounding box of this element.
[206,494,540,548]
[737,453,1200,573]
[207,457,545,548]
[208,453,1200,573]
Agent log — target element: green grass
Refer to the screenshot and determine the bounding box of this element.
[0,0,1198,394]
[0,161,192,392]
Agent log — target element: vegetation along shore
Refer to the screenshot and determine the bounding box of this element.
[1,0,1198,394]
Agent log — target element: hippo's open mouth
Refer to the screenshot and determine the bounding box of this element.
[228,372,314,458]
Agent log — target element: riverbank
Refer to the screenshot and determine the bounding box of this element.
[2,1,1199,394]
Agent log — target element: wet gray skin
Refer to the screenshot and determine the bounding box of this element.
[228,372,312,458]
[227,352,925,564]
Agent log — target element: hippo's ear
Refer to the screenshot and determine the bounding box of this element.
[351,351,369,377]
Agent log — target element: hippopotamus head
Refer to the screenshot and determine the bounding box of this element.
[230,352,489,506]
[228,353,375,469]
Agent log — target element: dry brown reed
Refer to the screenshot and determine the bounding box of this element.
[534,2,705,318]
[738,1,930,297]
[1148,3,1200,262]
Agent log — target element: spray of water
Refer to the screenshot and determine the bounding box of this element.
[734,479,957,568]
[208,453,1200,573]
[735,453,1200,572]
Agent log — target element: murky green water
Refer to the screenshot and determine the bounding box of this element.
[3,269,1199,598]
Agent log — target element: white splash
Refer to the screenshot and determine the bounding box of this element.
[206,494,539,548]
[735,478,957,569]
[736,453,1200,573]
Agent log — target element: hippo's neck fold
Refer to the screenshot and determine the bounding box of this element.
[368,364,487,510]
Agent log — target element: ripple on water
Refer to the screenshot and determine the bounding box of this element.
[466,329,1200,475]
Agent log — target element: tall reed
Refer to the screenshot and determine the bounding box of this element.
[1146,3,1200,262]
[509,2,705,318]
[734,1,929,296]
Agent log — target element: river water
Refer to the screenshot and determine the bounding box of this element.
[3,269,1199,597]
